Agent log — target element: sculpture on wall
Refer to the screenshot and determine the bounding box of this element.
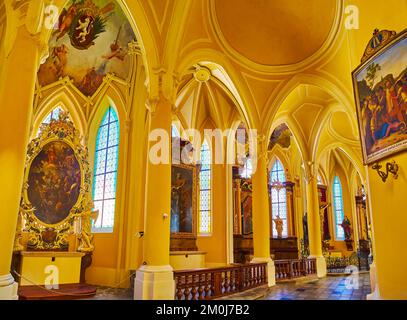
[273,215,284,238]
[15,111,96,251]
[339,216,352,241]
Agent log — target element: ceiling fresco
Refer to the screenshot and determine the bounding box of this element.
[269,123,292,150]
[38,0,136,97]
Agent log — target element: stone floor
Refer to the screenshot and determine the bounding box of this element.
[220,272,371,300]
[86,286,133,300]
[86,273,371,300]
[262,272,371,300]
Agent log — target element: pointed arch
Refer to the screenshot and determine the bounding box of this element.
[32,88,86,138]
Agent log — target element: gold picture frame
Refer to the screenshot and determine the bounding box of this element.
[352,29,407,164]
[18,112,92,251]
[170,163,197,240]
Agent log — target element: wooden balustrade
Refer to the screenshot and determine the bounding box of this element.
[274,258,317,281]
[174,262,267,300]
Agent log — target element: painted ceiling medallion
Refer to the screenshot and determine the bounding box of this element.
[38,0,136,97]
[193,67,211,82]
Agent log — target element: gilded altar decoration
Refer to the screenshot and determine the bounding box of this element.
[352,29,407,164]
[17,111,93,251]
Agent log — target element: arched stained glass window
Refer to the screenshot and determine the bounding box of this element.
[171,123,180,138]
[92,107,120,232]
[241,157,253,179]
[199,139,212,234]
[37,107,64,136]
[43,107,63,124]
[270,159,288,237]
[333,176,345,240]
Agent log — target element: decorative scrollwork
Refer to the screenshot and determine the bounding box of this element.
[16,111,94,251]
[372,160,399,182]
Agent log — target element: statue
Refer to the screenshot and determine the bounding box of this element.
[339,215,352,240]
[76,209,99,252]
[273,214,284,238]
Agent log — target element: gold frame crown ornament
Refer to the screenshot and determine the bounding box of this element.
[16,111,94,251]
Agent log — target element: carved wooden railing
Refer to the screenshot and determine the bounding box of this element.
[274,258,317,281]
[174,263,267,300]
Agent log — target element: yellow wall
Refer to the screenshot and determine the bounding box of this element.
[345,0,407,299]
[196,162,228,266]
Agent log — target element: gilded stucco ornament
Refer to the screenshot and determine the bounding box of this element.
[15,111,95,252]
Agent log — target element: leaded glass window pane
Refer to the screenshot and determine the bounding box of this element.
[92,107,120,232]
[333,176,345,240]
[270,159,288,237]
[199,139,212,234]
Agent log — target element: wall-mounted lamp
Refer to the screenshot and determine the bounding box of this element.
[372,160,399,182]
[163,213,169,220]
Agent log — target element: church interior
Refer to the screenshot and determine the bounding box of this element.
[0,0,406,301]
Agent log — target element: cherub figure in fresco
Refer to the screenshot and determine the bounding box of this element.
[102,43,127,61]
[102,25,127,61]
[56,5,77,41]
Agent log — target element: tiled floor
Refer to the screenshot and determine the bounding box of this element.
[86,286,133,300]
[261,273,371,300]
[87,273,371,300]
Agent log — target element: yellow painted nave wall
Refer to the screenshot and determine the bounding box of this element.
[196,163,228,266]
[345,0,407,299]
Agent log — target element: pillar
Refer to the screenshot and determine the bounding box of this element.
[134,96,174,300]
[0,26,42,299]
[305,172,326,278]
[251,139,275,287]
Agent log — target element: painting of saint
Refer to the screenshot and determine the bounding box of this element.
[240,180,253,235]
[37,0,136,97]
[170,166,194,234]
[353,31,407,164]
[27,141,81,225]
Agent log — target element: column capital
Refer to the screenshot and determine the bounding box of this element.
[303,160,317,184]
[256,133,269,161]
[149,66,179,105]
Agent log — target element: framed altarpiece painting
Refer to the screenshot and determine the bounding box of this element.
[170,163,198,251]
[13,112,97,253]
[352,29,407,164]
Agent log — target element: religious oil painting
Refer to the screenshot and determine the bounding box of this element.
[27,141,81,225]
[170,165,195,234]
[353,30,407,164]
[240,180,253,235]
[37,0,136,97]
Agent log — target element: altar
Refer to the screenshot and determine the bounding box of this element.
[19,251,84,286]
[11,112,97,297]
